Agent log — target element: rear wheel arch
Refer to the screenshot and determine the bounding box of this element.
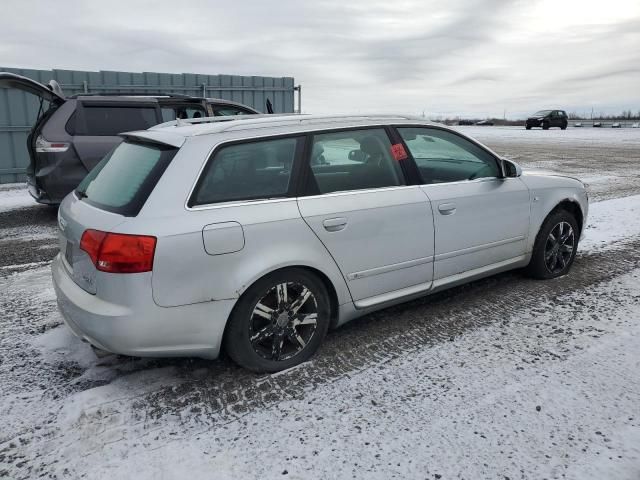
[222,265,340,346]
[221,266,336,371]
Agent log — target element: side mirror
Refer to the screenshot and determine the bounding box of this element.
[348,149,366,162]
[502,159,523,178]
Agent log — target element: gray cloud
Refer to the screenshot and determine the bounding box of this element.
[0,0,638,118]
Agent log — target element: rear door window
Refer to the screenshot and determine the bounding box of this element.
[76,141,177,216]
[76,106,159,136]
[189,137,300,207]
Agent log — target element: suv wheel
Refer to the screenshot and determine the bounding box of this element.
[561,122,567,130]
[542,121,550,130]
[224,268,331,372]
[525,125,532,130]
[526,210,579,279]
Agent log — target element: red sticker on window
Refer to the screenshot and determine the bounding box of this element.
[390,143,408,161]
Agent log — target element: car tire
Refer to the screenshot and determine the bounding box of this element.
[542,121,550,130]
[561,123,567,130]
[223,268,331,373]
[526,210,579,280]
[525,126,531,130]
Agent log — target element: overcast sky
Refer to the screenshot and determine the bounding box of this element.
[1,0,639,118]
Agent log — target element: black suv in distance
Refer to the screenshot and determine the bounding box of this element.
[525,110,568,130]
[0,72,261,204]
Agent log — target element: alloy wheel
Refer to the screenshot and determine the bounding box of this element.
[249,282,319,361]
[544,221,575,274]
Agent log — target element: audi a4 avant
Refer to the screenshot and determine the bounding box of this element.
[53,114,588,372]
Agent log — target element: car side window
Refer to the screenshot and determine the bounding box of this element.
[304,128,405,195]
[161,106,206,122]
[397,127,500,184]
[212,105,256,116]
[79,106,159,136]
[189,137,299,207]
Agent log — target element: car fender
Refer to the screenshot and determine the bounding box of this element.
[520,173,588,252]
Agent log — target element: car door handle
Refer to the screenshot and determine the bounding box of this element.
[322,217,347,232]
[438,203,457,215]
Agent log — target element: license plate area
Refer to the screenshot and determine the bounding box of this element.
[61,237,74,272]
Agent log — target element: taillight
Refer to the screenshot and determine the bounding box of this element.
[80,229,156,274]
[35,135,69,153]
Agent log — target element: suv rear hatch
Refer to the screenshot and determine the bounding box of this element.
[58,138,179,293]
[0,72,66,187]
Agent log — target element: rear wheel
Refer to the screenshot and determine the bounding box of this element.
[224,269,330,372]
[526,210,579,279]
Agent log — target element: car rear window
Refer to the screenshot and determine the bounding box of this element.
[75,140,177,216]
[78,106,158,136]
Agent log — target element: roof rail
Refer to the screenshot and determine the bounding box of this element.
[151,113,299,129]
[69,92,196,99]
[215,113,425,132]
[151,113,428,134]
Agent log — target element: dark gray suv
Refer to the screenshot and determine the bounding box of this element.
[0,72,260,204]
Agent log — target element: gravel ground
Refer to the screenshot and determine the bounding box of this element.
[0,128,639,479]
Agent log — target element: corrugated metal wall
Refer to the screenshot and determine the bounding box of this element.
[0,67,296,184]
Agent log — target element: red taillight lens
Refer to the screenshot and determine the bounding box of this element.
[79,229,107,266]
[79,229,156,274]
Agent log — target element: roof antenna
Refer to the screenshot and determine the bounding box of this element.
[176,117,187,127]
[266,98,274,114]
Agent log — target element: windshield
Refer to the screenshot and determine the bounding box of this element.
[75,140,177,216]
[531,110,552,117]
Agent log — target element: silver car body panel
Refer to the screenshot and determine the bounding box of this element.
[52,115,589,358]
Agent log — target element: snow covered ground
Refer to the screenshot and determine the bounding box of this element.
[0,193,639,478]
[1,128,639,479]
[0,183,33,213]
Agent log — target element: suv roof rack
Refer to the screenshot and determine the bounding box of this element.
[69,92,197,99]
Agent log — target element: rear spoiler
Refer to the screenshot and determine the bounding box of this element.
[120,130,186,148]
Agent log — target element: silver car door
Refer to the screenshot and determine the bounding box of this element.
[397,126,530,281]
[297,127,435,308]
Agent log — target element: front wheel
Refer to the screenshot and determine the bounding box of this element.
[525,125,532,130]
[526,210,579,279]
[542,121,550,130]
[223,269,331,372]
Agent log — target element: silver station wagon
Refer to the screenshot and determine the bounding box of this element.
[53,114,588,372]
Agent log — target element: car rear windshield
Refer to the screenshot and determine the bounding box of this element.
[75,140,177,216]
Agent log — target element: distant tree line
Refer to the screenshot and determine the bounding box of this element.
[567,110,640,120]
[435,110,640,126]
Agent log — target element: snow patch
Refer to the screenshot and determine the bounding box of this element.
[580,194,640,252]
[0,183,35,212]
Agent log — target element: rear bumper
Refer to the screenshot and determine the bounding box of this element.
[51,254,235,359]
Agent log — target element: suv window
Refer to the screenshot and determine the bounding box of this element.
[76,140,177,216]
[161,105,207,122]
[190,137,299,207]
[212,105,256,116]
[397,127,500,184]
[78,106,158,136]
[305,128,404,195]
